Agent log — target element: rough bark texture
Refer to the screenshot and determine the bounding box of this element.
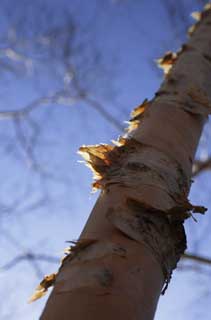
[40,5,211,320]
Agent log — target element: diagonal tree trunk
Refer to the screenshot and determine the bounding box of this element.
[40,4,211,320]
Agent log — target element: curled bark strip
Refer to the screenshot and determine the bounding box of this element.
[29,239,97,302]
[126,119,140,133]
[54,240,128,295]
[130,99,149,121]
[188,24,197,36]
[188,4,211,36]
[64,239,97,254]
[111,136,127,147]
[155,86,211,117]
[62,239,97,265]
[36,199,205,300]
[126,198,207,222]
[191,12,202,22]
[38,6,211,318]
[55,264,114,295]
[78,136,207,219]
[78,144,115,183]
[156,52,177,75]
[79,139,136,191]
[62,240,127,268]
[29,273,57,302]
[79,138,179,195]
[204,3,211,11]
[126,99,150,134]
[106,204,186,294]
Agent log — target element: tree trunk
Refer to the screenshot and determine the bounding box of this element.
[40,5,211,320]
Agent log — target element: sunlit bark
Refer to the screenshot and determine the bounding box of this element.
[40,5,211,320]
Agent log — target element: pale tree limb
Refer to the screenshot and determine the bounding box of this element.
[0,90,77,120]
[192,158,211,177]
[0,87,123,128]
[182,252,211,265]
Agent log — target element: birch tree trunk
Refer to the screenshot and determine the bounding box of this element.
[40,5,211,320]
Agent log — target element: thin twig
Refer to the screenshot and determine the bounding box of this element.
[182,252,211,265]
[1,253,59,271]
[192,158,211,177]
[0,90,76,120]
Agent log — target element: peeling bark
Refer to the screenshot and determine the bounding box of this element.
[40,4,210,320]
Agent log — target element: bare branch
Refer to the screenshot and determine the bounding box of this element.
[1,230,59,278]
[1,253,59,271]
[182,252,211,265]
[0,90,77,120]
[13,118,39,169]
[192,158,211,177]
[81,96,124,131]
[0,86,123,132]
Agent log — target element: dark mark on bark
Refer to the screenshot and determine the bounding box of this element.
[107,203,187,295]
[126,162,150,172]
[167,76,177,85]
[96,268,113,287]
[176,164,189,194]
[130,266,142,275]
[113,245,127,258]
[203,54,211,64]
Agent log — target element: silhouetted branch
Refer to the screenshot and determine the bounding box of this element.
[0,87,123,131]
[1,253,59,270]
[1,230,59,278]
[182,252,211,265]
[192,158,211,177]
[0,90,77,120]
[82,96,124,131]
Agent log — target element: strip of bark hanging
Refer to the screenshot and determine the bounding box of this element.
[188,3,211,36]
[156,52,177,75]
[29,239,97,302]
[78,99,150,189]
[126,99,150,133]
[191,12,202,21]
[29,273,57,302]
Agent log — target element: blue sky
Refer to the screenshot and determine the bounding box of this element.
[0,0,211,319]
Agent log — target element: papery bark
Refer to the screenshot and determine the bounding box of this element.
[40,5,211,320]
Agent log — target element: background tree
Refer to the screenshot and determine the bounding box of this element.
[0,1,211,319]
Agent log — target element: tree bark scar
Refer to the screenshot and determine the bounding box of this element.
[106,200,187,294]
[96,268,113,287]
